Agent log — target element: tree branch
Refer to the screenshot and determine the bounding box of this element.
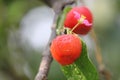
[90,29,111,80]
[35,26,56,80]
[35,0,75,80]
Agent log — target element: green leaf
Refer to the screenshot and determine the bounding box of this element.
[56,6,99,80]
[56,6,72,35]
[61,40,99,80]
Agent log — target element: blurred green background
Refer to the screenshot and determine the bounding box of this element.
[0,0,120,80]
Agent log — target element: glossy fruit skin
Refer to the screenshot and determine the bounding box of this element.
[50,34,82,66]
[64,6,93,35]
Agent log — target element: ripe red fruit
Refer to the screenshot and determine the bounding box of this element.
[64,6,93,35]
[50,34,82,66]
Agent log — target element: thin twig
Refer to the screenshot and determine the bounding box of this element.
[90,29,111,80]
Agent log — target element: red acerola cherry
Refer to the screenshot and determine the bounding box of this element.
[64,6,93,35]
[50,34,82,66]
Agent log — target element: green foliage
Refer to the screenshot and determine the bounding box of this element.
[62,40,99,80]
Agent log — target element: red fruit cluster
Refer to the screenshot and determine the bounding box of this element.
[64,6,93,35]
[50,6,93,66]
[50,34,82,66]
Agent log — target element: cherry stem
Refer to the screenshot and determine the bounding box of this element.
[70,15,86,34]
[70,22,80,33]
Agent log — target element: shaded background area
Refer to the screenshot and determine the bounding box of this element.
[0,0,120,80]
